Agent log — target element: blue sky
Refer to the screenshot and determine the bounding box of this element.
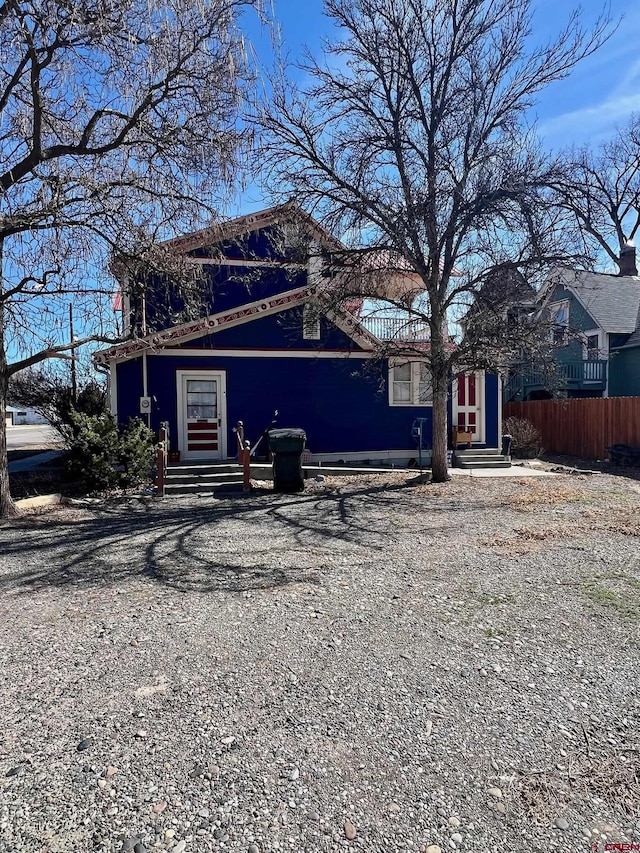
[236,0,640,212]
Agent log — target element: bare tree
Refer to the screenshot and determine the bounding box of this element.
[0,0,260,517]
[552,114,640,272]
[258,0,610,483]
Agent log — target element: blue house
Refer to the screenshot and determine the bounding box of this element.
[95,205,501,465]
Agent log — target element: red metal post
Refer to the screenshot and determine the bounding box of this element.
[242,439,251,492]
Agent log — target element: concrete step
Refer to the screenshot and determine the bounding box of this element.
[165,478,244,495]
[455,448,502,456]
[161,461,410,496]
[456,459,511,470]
[168,463,242,476]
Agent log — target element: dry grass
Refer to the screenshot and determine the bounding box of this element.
[502,481,591,510]
[516,756,640,824]
[580,507,640,537]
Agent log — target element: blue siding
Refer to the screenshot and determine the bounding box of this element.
[117,354,433,455]
[178,308,362,351]
[140,265,308,335]
[190,224,299,263]
[484,373,499,446]
[116,352,500,457]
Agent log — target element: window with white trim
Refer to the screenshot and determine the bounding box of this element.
[550,300,569,346]
[389,360,432,406]
[585,332,600,360]
[303,302,321,340]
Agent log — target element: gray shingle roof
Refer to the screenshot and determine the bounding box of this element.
[551,267,640,335]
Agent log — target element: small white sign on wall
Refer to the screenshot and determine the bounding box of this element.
[139,396,151,415]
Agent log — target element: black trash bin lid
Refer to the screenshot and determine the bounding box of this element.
[268,428,307,440]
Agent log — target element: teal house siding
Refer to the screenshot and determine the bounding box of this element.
[609,348,640,397]
[547,283,597,364]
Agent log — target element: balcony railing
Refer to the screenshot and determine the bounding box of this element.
[361,316,430,342]
[504,359,607,402]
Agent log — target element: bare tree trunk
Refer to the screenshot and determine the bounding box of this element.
[0,369,16,519]
[0,238,18,518]
[0,323,17,519]
[431,386,449,483]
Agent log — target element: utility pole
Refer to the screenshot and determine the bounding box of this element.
[69,303,77,405]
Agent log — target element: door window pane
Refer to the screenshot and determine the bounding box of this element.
[187,405,216,419]
[187,392,216,405]
[187,380,216,393]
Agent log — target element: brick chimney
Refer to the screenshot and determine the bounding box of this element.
[619,242,638,277]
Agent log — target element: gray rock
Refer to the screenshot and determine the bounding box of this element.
[77,738,93,752]
[451,833,463,844]
[133,844,146,853]
[555,817,570,831]
[121,839,139,852]
[248,845,260,853]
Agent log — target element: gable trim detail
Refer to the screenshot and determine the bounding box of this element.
[95,285,317,364]
[95,285,380,364]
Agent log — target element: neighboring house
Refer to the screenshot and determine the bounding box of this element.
[95,204,502,464]
[5,405,49,426]
[504,250,640,402]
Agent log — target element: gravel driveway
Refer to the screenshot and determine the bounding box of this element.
[0,472,639,853]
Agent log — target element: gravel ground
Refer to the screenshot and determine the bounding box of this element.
[0,471,639,853]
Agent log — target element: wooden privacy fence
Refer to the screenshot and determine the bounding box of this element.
[503,397,640,461]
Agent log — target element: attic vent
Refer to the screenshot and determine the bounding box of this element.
[303,302,321,340]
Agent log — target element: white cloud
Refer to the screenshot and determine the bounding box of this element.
[539,93,640,143]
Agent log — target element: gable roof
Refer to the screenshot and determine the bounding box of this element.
[545,267,640,335]
[161,202,344,256]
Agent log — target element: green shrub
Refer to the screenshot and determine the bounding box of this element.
[117,417,156,487]
[65,413,154,492]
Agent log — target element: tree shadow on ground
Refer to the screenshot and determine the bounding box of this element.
[0,477,491,595]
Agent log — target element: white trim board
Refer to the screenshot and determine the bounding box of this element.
[308,449,421,463]
[117,347,374,364]
[109,361,118,418]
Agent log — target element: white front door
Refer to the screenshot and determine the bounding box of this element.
[453,371,485,444]
[176,370,227,461]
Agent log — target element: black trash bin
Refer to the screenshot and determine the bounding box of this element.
[501,434,513,457]
[268,428,307,492]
